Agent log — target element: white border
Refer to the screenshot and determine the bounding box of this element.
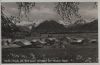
[0,0,99,2]
[0,0,99,65]
[0,1,1,64]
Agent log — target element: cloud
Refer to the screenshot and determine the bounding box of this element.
[79,7,98,21]
[31,7,55,14]
[29,6,59,20]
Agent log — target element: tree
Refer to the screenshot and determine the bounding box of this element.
[1,5,19,24]
[16,2,35,22]
[55,2,81,23]
[1,5,20,36]
[55,2,97,24]
[9,16,20,24]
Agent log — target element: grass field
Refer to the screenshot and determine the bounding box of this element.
[65,33,98,39]
[2,33,98,63]
[2,45,98,63]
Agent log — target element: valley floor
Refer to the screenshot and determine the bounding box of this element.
[2,33,98,63]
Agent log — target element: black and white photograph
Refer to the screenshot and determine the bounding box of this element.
[1,2,98,63]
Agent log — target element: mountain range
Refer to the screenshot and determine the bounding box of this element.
[2,16,98,37]
[66,19,98,33]
[34,20,67,33]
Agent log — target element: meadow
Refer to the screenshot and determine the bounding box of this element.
[2,33,98,63]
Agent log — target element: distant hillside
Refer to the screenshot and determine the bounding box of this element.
[81,19,98,32]
[33,20,67,33]
[66,19,98,33]
[17,25,30,32]
[31,19,98,33]
[2,15,97,38]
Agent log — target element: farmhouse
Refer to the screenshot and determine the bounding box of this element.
[69,38,85,45]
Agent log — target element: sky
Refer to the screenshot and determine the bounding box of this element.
[1,2,98,26]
